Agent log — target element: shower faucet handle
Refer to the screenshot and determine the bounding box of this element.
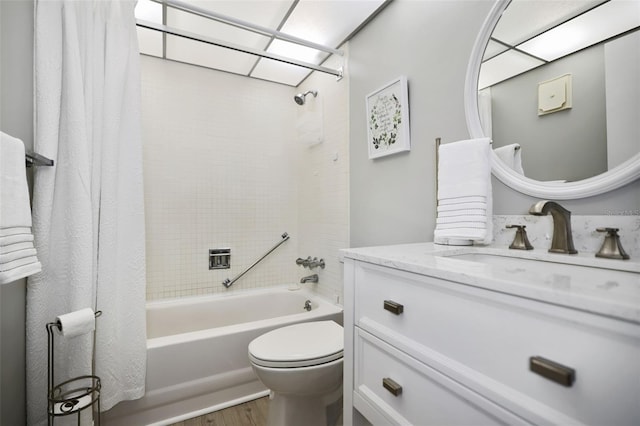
[309,257,326,269]
[296,256,313,267]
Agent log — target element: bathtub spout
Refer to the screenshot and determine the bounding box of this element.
[300,274,318,283]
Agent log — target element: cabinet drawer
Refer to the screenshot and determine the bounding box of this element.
[354,262,640,425]
[354,328,529,426]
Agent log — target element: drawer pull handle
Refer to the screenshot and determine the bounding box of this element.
[382,377,403,396]
[529,356,575,387]
[383,300,404,315]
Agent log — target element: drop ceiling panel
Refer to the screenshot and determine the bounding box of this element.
[166,8,273,54]
[177,0,293,25]
[518,0,640,61]
[483,40,509,61]
[479,50,545,90]
[166,35,259,75]
[135,0,163,23]
[276,0,385,48]
[252,0,385,85]
[135,0,387,86]
[250,56,316,86]
[137,27,164,57]
[492,0,605,46]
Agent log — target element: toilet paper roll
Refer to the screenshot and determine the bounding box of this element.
[56,308,95,338]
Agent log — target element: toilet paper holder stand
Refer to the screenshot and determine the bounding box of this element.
[46,310,102,425]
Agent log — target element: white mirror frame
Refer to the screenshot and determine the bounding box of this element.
[465,0,640,200]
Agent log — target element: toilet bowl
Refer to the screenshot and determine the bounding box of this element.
[248,320,344,426]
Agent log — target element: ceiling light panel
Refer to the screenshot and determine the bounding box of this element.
[165,0,293,74]
[251,0,385,85]
[492,0,605,46]
[251,38,330,85]
[276,0,386,48]
[483,39,509,61]
[135,0,164,56]
[137,28,164,57]
[165,35,261,74]
[249,54,318,86]
[517,0,640,62]
[135,0,163,23]
[479,50,545,90]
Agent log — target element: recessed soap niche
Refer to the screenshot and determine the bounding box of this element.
[209,248,231,270]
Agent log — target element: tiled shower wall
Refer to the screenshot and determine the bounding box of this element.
[140,52,349,302]
[296,50,350,304]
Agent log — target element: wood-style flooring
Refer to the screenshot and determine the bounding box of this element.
[170,397,269,426]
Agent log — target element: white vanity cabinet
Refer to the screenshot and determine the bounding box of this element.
[343,252,640,426]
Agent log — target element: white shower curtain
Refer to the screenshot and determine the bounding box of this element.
[27,0,146,424]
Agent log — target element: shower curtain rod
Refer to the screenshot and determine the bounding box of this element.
[136,19,344,78]
[151,0,344,57]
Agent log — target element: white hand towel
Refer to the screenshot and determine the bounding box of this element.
[0,226,33,237]
[494,144,524,175]
[434,137,492,245]
[0,261,42,285]
[1,132,33,229]
[437,209,487,218]
[438,196,486,206]
[0,241,35,255]
[0,233,34,246]
[0,132,41,283]
[0,248,37,265]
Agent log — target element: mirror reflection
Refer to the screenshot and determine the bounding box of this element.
[478,0,640,182]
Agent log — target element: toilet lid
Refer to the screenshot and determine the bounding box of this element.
[249,321,343,368]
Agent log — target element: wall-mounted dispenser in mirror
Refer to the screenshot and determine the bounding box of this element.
[465,0,640,199]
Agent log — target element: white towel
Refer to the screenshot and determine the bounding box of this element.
[434,137,492,245]
[0,261,42,285]
[0,226,33,237]
[0,248,37,265]
[1,132,33,228]
[0,132,41,284]
[0,233,34,246]
[494,143,524,175]
[0,241,36,255]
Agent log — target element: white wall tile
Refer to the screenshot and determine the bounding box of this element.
[140,51,350,302]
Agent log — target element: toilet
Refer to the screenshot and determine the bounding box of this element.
[248,320,344,426]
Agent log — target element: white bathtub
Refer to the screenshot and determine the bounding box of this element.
[103,287,343,426]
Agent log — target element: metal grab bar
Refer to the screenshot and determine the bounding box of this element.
[222,232,290,288]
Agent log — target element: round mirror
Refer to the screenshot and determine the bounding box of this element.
[465,0,640,199]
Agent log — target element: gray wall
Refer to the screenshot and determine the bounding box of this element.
[491,44,607,182]
[349,0,640,247]
[349,0,492,248]
[1,0,33,424]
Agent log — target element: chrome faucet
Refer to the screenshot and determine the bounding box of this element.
[529,201,577,254]
[300,274,319,283]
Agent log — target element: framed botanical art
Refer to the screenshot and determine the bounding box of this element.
[366,76,410,159]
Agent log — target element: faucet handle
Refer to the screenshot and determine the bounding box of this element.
[506,225,533,250]
[308,257,326,269]
[596,228,630,260]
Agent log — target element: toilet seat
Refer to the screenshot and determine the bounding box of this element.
[249,321,343,368]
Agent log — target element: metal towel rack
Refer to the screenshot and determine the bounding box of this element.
[26,150,54,167]
[222,232,290,288]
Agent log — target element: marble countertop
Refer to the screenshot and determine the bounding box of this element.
[341,243,640,324]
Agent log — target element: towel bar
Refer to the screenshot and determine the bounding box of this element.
[26,150,54,167]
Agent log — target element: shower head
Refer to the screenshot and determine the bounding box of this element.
[294,90,318,105]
